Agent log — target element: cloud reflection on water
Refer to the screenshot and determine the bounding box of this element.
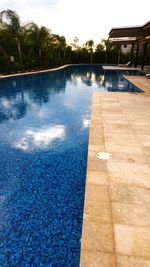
[13,125,65,151]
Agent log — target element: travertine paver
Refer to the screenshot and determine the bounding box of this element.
[117,255,150,267]
[80,251,116,267]
[81,221,115,253]
[80,75,150,267]
[114,224,150,257]
[103,66,141,71]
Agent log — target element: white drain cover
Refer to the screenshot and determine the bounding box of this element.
[96,152,112,160]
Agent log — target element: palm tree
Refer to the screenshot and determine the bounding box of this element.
[49,34,67,64]
[0,9,23,66]
[71,37,80,50]
[58,35,66,63]
[25,23,50,66]
[101,39,112,64]
[85,40,94,64]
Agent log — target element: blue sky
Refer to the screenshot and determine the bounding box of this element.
[0,0,150,45]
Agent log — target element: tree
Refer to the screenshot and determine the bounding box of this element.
[96,43,105,51]
[101,38,112,64]
[71,37,80,51]
[58,35,66,63]
[0,9,23,66]
[25,23,51,66]
[85,40,94,64]
[52,35,66,64]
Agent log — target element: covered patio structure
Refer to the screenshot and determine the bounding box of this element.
[109,21,150,70]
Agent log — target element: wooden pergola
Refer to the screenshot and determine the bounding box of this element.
[109,21,150,69]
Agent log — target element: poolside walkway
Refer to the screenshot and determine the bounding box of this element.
[102,66,141,71]
[80,77,150,267]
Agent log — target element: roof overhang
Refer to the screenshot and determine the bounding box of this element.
[109,27,142,38]
[109,37,137,45]
[109,21,150,45]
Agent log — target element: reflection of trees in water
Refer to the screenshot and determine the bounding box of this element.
[100,71,120,90]
[100,70,124,91]
[0,77,28,122]
[65,65,104,87]
[0,69,70,122]
[1,66,133,123]
[100,70,139,92]
[18,70,68,105]
[64,66,138,92]
[0,96,28,122]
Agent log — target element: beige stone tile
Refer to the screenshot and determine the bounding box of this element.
[108,151,147,164]
[105,136,139,147]
[103,120,129,126]
[84,200,112,223]
[92,106,100,111]
[101,108,123,115]
[90,118,102,127]
[107,162,150,188]
[104,133,136,141]
[81,221,115,253]
[89,127,104,139]
[92,95,101,104]
[92,107,101,115]
[88,146,105,158]
[143,147,150,161]
[114,224,150,257]
[88,149,104,159]
[127,116,150,122]
[104,126,133,135]
[112,203,150,227]
[133,128,150,135]
[105,143,143,155]
[86,171,108,185]
[89,136,104,146]
[109,185,150,205]
[130,121,150,127]
[136,134,150,147]
[85,184,110,203]
[103,123,133,130]
[101,102,121,108]
[91,115,103,120]
[101,98,118,103]
[91,112,102,117]
[102,115,127,121]
[117,255,150,267]
[80,251,116,267]
[92,103,101,108]
[87,159,107,172]
[88,144,104,151]
[88,145,105,157]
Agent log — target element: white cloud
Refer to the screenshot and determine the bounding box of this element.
[82,118,90,128]
[13,125,65,151]
[0,0,149,45]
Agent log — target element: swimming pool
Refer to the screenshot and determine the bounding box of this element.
[0,65,143,266]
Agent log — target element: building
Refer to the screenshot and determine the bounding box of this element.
[109,21,150,69]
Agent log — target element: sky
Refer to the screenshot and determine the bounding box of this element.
[0,0,150,45]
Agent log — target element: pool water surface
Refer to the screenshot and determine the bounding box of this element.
[0,65,143,266]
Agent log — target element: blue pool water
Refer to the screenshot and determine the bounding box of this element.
[0,65,143,266]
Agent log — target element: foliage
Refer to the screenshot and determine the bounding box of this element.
[0,9,147,74]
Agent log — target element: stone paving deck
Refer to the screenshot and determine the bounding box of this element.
[80,76,150,267]
[103,66,141,71]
